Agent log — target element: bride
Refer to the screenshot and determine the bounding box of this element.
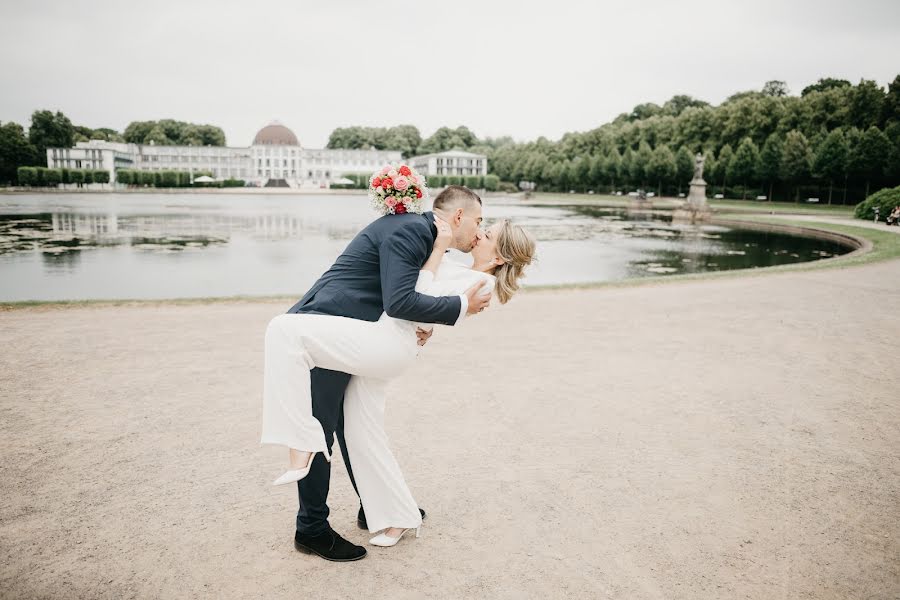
[261,206,536,547]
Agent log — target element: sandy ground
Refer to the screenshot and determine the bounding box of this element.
[1,241,899,599]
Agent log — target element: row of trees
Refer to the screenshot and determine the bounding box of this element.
[17,167,110,187]
[327,125,509,159]
[0,111,228,185]
[335,172,500,191]
[326,76,900,203]
[14,167,245,188]
[123,120,226,146]
[490,124,893,203]
[116,170,243,188]
[487,77,900,202]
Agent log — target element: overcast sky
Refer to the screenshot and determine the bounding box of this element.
[1,0,898,148]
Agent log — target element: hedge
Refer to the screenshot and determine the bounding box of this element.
[854,185,900,221]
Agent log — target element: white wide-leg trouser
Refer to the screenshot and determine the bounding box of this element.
[260,312,423,530]
[344,376,423,532]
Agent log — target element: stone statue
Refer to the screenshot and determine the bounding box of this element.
[693,152,705,182]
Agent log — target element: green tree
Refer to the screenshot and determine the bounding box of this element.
[17,166,36,186]
[83,170,94,185]
[713,144,734,196]
[762,80,789,97]
[632,141,652,187]
[588,154,604,190]
[780,130,812,202]
[0,121,39,184]
[45,168,62,186]
[675,146,694,195]
[757,134,783,201]
[604,148,622,191]
[728,137,760,199]
[94,170,110,185]
[848,80,885,130]
[572,156,591,192]
[812,129,848,204]
[647,145,677,196]
[69,169,84,186]
[117,170,132,185]
[883,75,900,125]
[620,149,634,188]
[848,125,891,198]
[802,78,851,96]
[28,110,74,159]
[558,159,572,191]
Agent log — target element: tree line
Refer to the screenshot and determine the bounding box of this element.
[327,76,900,203]
[0,111,227,185]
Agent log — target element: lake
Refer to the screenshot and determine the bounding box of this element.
[0,193,851,302]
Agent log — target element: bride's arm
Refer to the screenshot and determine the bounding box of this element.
[415,216,452,292]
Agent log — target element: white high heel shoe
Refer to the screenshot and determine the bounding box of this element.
[369,527,420,547]
[272,451,316,486]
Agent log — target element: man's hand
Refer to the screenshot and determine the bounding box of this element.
[465,280,491,316]
[416,327,434,347]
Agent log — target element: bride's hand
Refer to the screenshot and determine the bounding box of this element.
[434,216,452,251]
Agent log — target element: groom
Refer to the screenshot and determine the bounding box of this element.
[286,185,488,561]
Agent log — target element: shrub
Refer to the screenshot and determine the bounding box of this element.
[17,166,36,186]
[83,170,94,184]
[483,174,499,191]
[222,178,245,187]
[153,172,163,187]
[426,174,444,189]
[35,167,48,186]
[61,168,70,184]
[464,175,483,189]
[160,170,178,187]
[94,170,109,184]
[45,168,62,186]
[854,185,900,221]
[141,171,155,186]
[497,181,518,193]
[116,170,132,185]
[69,170,85,185]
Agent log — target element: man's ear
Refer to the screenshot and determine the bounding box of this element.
[453,208,464,225]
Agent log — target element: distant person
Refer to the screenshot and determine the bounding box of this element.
[886,205,900,226]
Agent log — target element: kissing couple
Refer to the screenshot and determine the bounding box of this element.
[261,168,536,562]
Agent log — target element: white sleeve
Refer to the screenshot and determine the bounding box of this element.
[455,294,468,325]
[415,270,435,293]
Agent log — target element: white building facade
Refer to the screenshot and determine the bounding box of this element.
[407,150,488,177]
[46,121,401,188]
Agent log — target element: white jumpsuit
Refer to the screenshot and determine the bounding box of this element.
[261,259,495,532]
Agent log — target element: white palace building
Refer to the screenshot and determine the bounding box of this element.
[46,121,402,188]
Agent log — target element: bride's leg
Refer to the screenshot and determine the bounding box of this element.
[261,314,416,481]
[343,376,422,534]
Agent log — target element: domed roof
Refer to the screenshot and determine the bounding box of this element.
[253,121,299,146]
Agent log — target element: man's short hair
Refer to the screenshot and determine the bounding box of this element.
[432,185,482,212]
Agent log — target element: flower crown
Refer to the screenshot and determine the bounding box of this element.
[368,163,428,216]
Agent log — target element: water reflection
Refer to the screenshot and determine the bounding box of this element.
[0,194,852,301]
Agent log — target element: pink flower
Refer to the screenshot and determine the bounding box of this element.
[412,175,421,186]
[393,175,410,191]
[385,196,398,209]
[380,166,391,175]
[388,169,398,178]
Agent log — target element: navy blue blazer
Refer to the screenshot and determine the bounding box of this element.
[287,210,462,326]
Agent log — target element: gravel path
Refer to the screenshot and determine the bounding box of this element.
[1,235,898,599]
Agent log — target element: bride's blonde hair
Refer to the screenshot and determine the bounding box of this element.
[493,220,537,304]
